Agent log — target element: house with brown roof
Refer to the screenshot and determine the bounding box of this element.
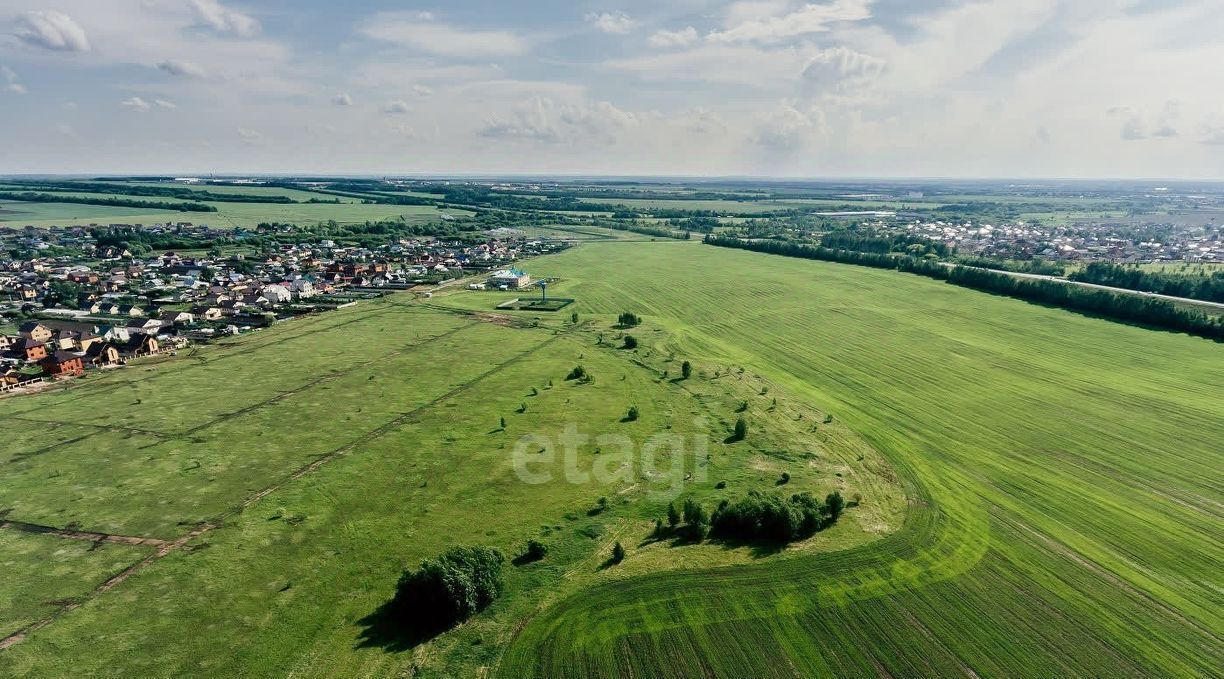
[85,341,121,367]
[17,321,53,343]
[40,351,84,377]
[9,337,48,361]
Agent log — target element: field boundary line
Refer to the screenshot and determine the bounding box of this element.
[0,325,574,652]
[0,519,168,547]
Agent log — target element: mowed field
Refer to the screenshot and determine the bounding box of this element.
[0,193,462,229]
[0,278,900,675]
[496,241,1223,677]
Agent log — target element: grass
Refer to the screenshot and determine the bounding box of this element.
[0,238,1218,677]
[0,197,463,229]
[494,241,1223,678]
[0,284,898,676]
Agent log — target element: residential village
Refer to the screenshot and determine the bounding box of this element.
[892,218,1223,263]
[0,221,568,393]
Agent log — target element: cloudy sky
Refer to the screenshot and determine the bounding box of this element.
[1,0,1222,177]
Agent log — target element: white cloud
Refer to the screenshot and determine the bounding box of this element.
[412,84,433,97]
[13,10,91,52]
[157,59,207,78]
[383,100,413,114]
[649,27,698,48]
[801,46,885,91]
[359,12,529,57]
[480,97,637,144]
[189,0,261,38]
[154,98,177,109]
[708,0,873,44]
[586,12,635,35]
[332,93,353,106]
[236,127,262,140]
[120,96,152,112]
[1108,102,1179,141]
[1,65,25,94]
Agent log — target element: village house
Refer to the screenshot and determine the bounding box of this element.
[18,321,53,343]
[40,350,84,377]
[487,267,531,289]
[9,337,48,361]
[85,341,122,367]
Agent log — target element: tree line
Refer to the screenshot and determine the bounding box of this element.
[1069,261,1224,304]
[5,180,299,204]
[705,235,1223,340]
[0,191,217,212]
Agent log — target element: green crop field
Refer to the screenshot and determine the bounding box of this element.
[496,241,1223,678]
[0,238,1219,677]
[0,196,464,229]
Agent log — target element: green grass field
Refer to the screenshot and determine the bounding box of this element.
[0,195,462,229]
[496,241,1223,677]
[0,238,1219,677]
[0,278,899,676]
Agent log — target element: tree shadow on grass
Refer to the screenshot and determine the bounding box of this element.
[355,600,454,653]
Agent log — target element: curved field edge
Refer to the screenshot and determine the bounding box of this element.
[496,241,1223,678]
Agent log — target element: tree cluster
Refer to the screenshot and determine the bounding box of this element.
[710,490,845,543]
[1069,261,1224,303]
[392,546,505,627]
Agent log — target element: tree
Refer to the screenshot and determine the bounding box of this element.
[625,405,639,421]
[617,311,640,327]
[825,491,845,526]
[729,417,747,442]
[518,539,548,564]
[681,360,692,380]
[667,502,681,528]
[622,335,638,350]
[611,541,626,564]
[777,472,790,485]
[499,416,506,430]
[392,546,505,626]
[571,312,579,324]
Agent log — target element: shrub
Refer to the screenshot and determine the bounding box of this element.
[611,541,626,564]
[625,406,639,421]
[516,539,548,564]
[729,417,747,442]
[777,472,790,485]
[622,335,638,350]
[570,312,579,324]
[667,502,681,527]
[681,361,692,379]
[710,490,843,543]
[565,365,587,381]
[393,546,505,626]
[617,311,640,327]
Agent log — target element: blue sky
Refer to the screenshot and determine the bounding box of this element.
[1,0,1222,177]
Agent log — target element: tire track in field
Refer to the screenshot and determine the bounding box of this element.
[0,325,574,652]
[175,318,481,437]
[0,519,167,548]
[3,416,172,440]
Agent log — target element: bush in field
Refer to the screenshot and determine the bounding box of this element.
[565,365,587,381]
[611,541,626,564]
[514,539,548,565]
[622,335,638,350]
[667,501,681,528]
[710,490,844,543]
[617,312,641,327]
[393,546,504,626]
[625,406,639,421]
[727,417,747,442]
[681,360,692,379]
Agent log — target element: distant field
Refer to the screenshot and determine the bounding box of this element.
[0,198,464,229]
[0,200,173,224]
[120,182,357,203]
